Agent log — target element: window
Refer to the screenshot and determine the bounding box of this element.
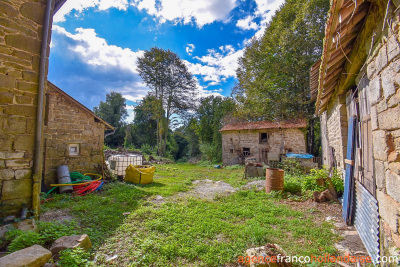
[259,132,268,143]
[230,149,234,154]
[68,144,79,156]
[242,147,250,156]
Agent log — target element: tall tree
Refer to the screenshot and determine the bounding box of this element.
[234,0,329,121]
[196,96,235,162]
[137,47,197,156]
[124,95,158,148]
[94,92,127,147]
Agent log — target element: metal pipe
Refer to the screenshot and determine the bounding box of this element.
[32,0,53,219]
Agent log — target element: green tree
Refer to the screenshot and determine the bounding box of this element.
[234,0,329,121]
[94,91,127,147]
[196,96,235,162]
[137,47,197,156]
[124,95,158,148]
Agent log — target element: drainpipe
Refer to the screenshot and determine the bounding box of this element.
[32,0,53,219]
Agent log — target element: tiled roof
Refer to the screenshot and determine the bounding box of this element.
[219,119,307,132]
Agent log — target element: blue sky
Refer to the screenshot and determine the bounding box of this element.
[48,0,285,122]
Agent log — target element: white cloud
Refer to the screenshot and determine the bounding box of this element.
[54,0,129,22]
[53,26,144,74]
[191,45,243,80]
[126,105,135,110]
[253,0,285,38]
[236,15,258,30]
[132,0,237,27]
[186,44,195,55]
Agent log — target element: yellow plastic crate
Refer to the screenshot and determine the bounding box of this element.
[124,165,155,184]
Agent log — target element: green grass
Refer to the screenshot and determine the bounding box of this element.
[41,163,339,266]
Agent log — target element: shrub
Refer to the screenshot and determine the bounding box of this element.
[38,220,80,247]
[5,229,42,253]
[225,165,243,170]
[141,144,155,155]
[58,247,91,267]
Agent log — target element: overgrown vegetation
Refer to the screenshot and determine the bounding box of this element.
[36,164,340,266]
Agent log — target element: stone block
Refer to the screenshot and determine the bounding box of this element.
[0,92,13,104]
[4,105,36,117]
[382,68,397,98]
[0,2,19,18]
[50,234,92,257]
[373,130,390,161]
[0,245,52,267]
[0,152,25,159]
[388,34,400,62]
[369,76,382,105]
[15,169,32,180]
[377,191,400,234]
[386,170,400,203]
[371,105,379,130]
[20,2,45,25]
[5,159,30,168]
[389,58,400,73]
[0,138,13,152]
[7,116,27,134]
[378,107,400,130]
[0,73,16,88]
[5,34,41,55]
[0,179,32,200]
[15,95,33,105]
[22,71,38,83]
[26,118,35,134]
[388,151,400,162]
[375,160,386,191]
[14,134,35,151]
[376,99,388,113]
[17,81,38,93]
[367,59,377,79]
[0,169,14,180]
[388,91,400,108]
[376,45,388,74]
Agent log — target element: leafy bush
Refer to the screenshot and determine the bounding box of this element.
[302,168,344,194]
[5,229,42,252]
[141,144,156,155]
[330,169,344,194]
[225,164,243,170]
[283,174,302,194]
[58,247,91,267]
[38,220,81,246]
[281,160,304,175]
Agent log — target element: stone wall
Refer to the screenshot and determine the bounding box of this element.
[0,0,50,217]
[221,128,306,165]
[322,3,400,258]
[366,28,400,256]
[320,95,348,173]
[43,87,106,188]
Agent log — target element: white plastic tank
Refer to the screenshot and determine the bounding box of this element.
[108,154,143,177]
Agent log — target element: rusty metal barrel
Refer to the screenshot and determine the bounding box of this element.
[265,168,284,193]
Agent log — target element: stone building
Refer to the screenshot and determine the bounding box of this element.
[220,120,307,165]
[310,0,400,262]
[42,82,113,189]
[0,0,67,218]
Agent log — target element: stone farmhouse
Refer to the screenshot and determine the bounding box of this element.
[42,82,113,189]
[220,120,307,165]
[310,0,400,261]
[0,0,110,219]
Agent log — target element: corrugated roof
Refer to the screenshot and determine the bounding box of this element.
[219,119,307,132]
[48,82,114,130]
[313,0,370,115]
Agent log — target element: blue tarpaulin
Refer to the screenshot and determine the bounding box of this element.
[286,153,314,159]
